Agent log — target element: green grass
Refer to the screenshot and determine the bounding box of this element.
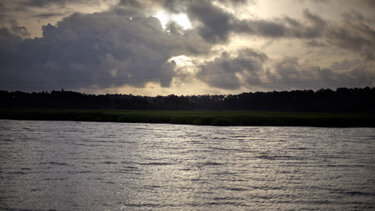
[0,109,374,127]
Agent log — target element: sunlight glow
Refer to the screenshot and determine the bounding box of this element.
[169,55,199,76]
[171,13,192,30]
[154,10,192,30]
[155,10,169,29]
[169,55,193,67]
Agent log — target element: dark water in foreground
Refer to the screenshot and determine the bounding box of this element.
[0,120,375,210]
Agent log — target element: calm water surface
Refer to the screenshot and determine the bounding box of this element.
[0,120,375,210]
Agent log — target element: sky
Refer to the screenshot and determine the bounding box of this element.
[0,0,374,96]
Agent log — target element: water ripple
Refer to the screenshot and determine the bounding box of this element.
[0,120,374,210]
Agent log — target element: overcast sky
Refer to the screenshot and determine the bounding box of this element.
[0,0,374,95]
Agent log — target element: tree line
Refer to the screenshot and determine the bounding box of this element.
[0,87,374,112]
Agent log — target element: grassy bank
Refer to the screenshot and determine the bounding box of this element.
[0,109,374,127]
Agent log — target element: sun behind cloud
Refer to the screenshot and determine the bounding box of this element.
[154,10,192,30]
[0,0,374,94]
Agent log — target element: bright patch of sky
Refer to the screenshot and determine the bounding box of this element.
[154,10,192,30]
[0,0,374,95]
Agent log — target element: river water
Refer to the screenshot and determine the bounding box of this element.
[0,120,375,210]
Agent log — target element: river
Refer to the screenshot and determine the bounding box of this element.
[0,120,375,210]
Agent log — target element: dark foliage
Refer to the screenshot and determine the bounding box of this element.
[0,87,374,112]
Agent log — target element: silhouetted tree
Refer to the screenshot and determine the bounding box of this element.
[0,87,374,112]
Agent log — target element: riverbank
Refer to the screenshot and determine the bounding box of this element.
[1,109,374,127]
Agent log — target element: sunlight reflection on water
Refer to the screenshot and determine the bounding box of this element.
[0,120,375,210]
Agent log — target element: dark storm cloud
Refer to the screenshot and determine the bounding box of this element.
[0,27,22,54]
[342,10,375,25]
[330,59,361,71]
[238,9,374,59]
[1,0,116,20]
[234,9,327,39]
[21,0,99,8]
[305,40,327,47]
[118,0,251,13]
[187,1,235,43]
[0,0,373,92]
[33,12,66,18]
[184,2,328,43]
[10,0,374,54]
[118,0,143,9]
[0,10,210,91]
[324,14,375,59]
[0,17,30,38]
[22,0,68,7]
[182,1,374,58]
[185,0,302,43]
[268,57,374,90]
[197,52,374,90]
[197,49,267,89]
[118,0,253,44]
[360,0,375,7]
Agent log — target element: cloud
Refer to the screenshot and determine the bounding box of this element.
[0,28,22,63]
[118,0,251,14]
[195,52,374,91]
[182,1,374,59]
[197,49,268,89]
[187,1,235,43]
[235,9,374,59]
[330,59,361,71]
[182,2,328,43]
[33,12,66,18]
[361,0,375,7]
[0,17,30,38]
[0,0,373,94]
[118,0,252,43]
[233,9,327,39]
[324,14,375,59]
[7,0,374,56]
[21,0,104,8]
[0,9,210,91]
[268,57,375,90]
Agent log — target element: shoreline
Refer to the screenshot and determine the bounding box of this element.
[0,109,374,127]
